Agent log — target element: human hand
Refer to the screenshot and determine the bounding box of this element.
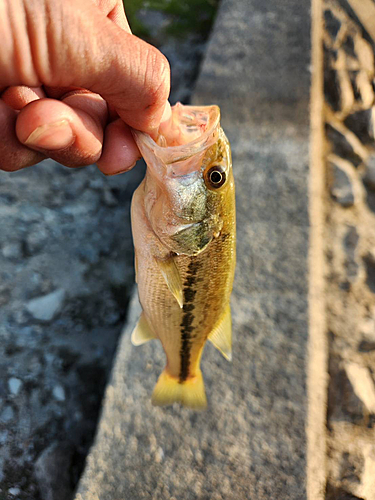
[0,0,170,174]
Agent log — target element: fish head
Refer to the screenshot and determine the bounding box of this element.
[133,104,234,256]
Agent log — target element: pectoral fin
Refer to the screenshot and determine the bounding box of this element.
[131,313,157,346]
[156,256,183,308]
[208,305,232,361]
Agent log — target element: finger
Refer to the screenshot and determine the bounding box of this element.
[62,90,108,128]
[15,97,107,167]
[92,0,131,32]
[3,0,170,133]
[42,0,131,101]
[96,118,140,175]
[1,86,45,110]
[0,100,44,171]
[43,86,84,100]
[45,85,118,124]
[108,3,131,32]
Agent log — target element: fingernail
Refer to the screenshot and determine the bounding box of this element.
[24,119,74,150]
[103,160,139,176]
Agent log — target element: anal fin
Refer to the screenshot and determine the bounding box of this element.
[208,305,232,361]
[131,313,157,346]
[156,255,183,308]
[152,369,207,409]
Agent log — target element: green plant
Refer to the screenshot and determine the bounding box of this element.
[124,0,219,40]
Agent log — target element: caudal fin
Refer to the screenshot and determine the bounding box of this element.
[151,369,207,409]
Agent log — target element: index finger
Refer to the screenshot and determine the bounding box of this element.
[1,0,170,134]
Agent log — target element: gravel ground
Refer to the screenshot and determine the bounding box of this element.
[0,162,140,498]
[0,11,208,500]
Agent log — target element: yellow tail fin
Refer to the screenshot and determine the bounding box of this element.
[151,369,207,409]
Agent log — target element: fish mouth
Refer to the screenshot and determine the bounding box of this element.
[132,104,221,166]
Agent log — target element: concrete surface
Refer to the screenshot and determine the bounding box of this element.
[75,0,311,498]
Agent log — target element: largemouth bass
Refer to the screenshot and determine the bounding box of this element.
[131,103,236,408]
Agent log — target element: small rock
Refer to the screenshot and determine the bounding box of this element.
[102,188,118,207]
[0,192,17,205]
[25,225,48,254]
[358,340,375,352]
[0,430,8,445]
[343,226,359,282]
[0,284,10,306]
[154,447,164,463]
[77,245,99,264]
[345,362,375,414]
[364,155,375,191]
[8,487,21,496]
[361,316,375,340]
[19,325,34,336]
[323,9,341,39]
[8,377,22,396]
[104,309,121,325]
[343,226,359,256]
[328,356,364,422]
[52,385,65,402]
[105,261,131,286]
[34,442,74,500]
[330,164,355,207]
[88,177,104,190]
[26,289,66,322]
[12,310,29,326]
[18,207,42,223]
[1,242,23,260]
[0,406,14,423]
[43,208,58,225]
[344,109,373,145]
[0,377,7,400]
[364,255,375,294]
[30,272,43,288]
[339,452,363,484]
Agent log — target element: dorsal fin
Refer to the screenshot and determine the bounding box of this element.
[208,305,232,361]
[155,256,183,308]
[131,313,157,346]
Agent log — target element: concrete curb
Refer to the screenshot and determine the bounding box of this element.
[306,0,328,498]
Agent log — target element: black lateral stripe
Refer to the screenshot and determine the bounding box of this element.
[179,260,199,382]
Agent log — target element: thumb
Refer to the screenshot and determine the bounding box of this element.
[1,0,170,133]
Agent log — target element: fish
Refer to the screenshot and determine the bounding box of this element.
[130,103,236,409]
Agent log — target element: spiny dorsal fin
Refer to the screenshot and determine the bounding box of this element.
[155,256,183,308]
[131,313,157,346]
[208,305,232,361]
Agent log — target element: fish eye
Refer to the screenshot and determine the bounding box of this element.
[205,166,226,189]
